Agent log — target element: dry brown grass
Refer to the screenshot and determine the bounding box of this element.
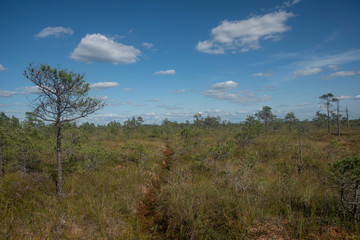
[1,125,360,239]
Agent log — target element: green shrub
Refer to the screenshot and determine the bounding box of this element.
[329,157,360,221]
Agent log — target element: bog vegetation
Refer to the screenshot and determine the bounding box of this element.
[1,108,360,239]
[0,65,359,239]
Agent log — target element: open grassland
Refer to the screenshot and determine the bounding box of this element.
[1,121,360,239]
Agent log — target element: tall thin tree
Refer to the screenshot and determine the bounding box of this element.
[24,64,105,196]
[319,93,334,134]
[346,107,350,128]
[332,97,340,136]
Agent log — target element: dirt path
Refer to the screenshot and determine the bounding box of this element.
[136,143,174,238]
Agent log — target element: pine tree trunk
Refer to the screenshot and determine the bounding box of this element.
[0,138,3,177]
[336,101,340,137]
[327,102,331,134]
[56,123,64,196]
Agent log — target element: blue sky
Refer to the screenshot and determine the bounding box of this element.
[0,0,360,124]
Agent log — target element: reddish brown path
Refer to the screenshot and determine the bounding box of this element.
[136,143,174,238]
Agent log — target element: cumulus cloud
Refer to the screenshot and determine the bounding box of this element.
[70,34,141,64]
[142,42,154,49]
[202,81,271,104]
[210,80,238,90]
[253,71,273,77]
[196,11,294,54]
[91,82,119,89]
[154,69,176,75]
[293,67,321,77]
[0,64,7,71]
[326,71,355,78]
[35,26,73,38]
[0,89,17,97]
[196,41,225,54]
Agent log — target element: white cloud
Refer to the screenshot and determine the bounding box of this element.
[210,80,238,90]
[165,112,193,118]
[148,98,161,102]
[259,85,276,91]
[301,49,360,68]
[175,89,186,94]
[174,89,188,94]
[97,96,115,102]
[203,109,222,115]
[17,86,40,94]
[70,33,141,64]
[202,81,271,104]
[338,95,360,100]
[326,71,355,78]
[337,96,351,100]
[328,64,340,71]
[0,89,17,97]
[92,113,126,121]
[293,67,321,77]
[296,102,312,106]
[123,88,136,92]
[325,30,342,42]
[0,64,7,71]
[91,81,119,89]
[196,41,225,54]
[157,104,183,110]
[203,89,272,104]
[283,0,301,7]
[253,71,273,77]
[144,112,157,116]
[196,11,294,54]
[154,69,176,75]
[35,26,73,38]
[110,101,145,107]
[271,49,360,80]
[1,103,24,107]
[142,42,154,49]
[110,34,126,40]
